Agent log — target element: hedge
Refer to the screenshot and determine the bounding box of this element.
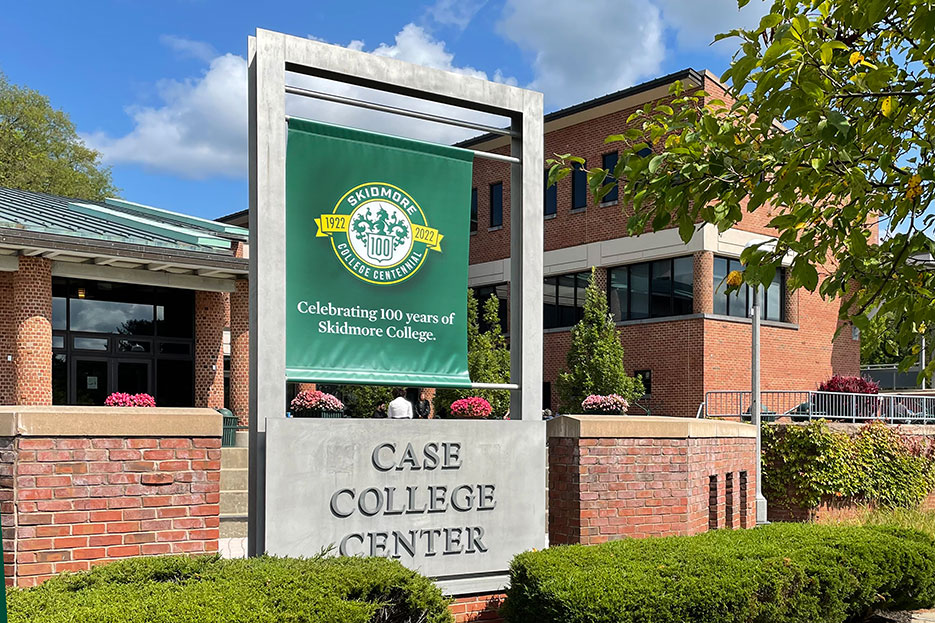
[7,555,453,623]
[503,523,935,623]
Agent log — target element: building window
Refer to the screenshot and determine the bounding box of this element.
[601,152,618,203]
[51,278,195,407]
[571,161,587,210]
[489,182,503,228]
[608,257,693,321]
[634,369,652,395]
[544,271,589,329]
[713,256,785,322]
[544,170,557,217]
[470,187,478,233]
[473,283,509,333]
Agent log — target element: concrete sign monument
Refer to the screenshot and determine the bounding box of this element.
[266,419,545,589]
[248,28,545,594]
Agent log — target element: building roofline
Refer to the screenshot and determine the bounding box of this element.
[457,68,705,149]
[217,209,248,225]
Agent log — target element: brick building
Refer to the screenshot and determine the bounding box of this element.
[459,68,861,416]
[0,187,251,424]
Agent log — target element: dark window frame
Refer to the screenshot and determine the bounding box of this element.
[601,152,619,204]
[608,256,694,322]
[713,256,786,322]
[544,271,590,330]
[489,182,503,228]
[544,170,557,217]
[571,161,587,211]
[470,187,478,233]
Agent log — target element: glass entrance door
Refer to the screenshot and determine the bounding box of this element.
[74,359,108,405]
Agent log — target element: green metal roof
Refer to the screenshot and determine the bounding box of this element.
[0,187,246,255]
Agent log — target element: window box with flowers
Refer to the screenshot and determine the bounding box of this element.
[290,390,345,418]
[581,394,629,415]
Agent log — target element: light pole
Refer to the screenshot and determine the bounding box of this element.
[745,239,774,526]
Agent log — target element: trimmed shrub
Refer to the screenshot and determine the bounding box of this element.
[8,555,453,623]
[819,375,880,394]
[503,523,935,623]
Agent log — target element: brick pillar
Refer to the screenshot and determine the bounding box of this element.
[693,251,713,314]
[13,257,52,405]
[784,274,799,324]
[195,291,225,409]
[229,280,249,426]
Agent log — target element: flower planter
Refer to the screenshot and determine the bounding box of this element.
[582,410,625,416]
[293,410,343,419]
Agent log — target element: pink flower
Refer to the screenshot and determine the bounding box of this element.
[581,394,629,414]
[105,392,156,407]
[290,390,344,413]
[450,397,493,419]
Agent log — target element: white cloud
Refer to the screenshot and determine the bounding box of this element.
[497,0,665,110]
[84,52,246,179]
[159,34,218,63]
[426,0,488,30]
[85,27,514,180]
[657,0,770,52]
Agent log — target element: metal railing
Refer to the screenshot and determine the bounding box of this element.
[704,390,935,424]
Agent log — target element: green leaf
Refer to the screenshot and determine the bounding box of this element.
[648,154,666,174]
[759,13,783,30]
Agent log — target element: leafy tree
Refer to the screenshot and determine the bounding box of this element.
[0,72,116,200]
[860,309,934,367]
[549,0,935,379]
[434,290,510,418]
[332,384,393,419]
[555,268,643,412]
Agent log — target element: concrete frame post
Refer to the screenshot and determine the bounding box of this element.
[248,29,545,556]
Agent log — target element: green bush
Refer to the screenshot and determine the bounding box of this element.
[555,267,643,412]
[503,523,935,623]
[762,420,935,509]
[8,555,453,623]
[434,290,510,418]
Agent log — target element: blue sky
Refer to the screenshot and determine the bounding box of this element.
[0,0,767,220]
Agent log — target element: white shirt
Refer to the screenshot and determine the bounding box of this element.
[387,396,414,419]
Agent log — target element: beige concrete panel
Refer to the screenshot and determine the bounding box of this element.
[546,414,757,439]
[0,406,222,437]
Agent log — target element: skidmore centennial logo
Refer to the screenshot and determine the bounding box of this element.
[315,182,443,285]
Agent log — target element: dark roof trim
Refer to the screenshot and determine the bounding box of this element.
[457,68,704,149]
[217,209,248,225]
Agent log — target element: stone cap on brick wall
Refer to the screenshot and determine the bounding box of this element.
[0,406,221,437]
[547,415,756,439]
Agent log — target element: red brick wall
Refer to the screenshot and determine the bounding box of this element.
[0,272,14,405]
[548,434,756,545]
[13,257,52,406]
[194,291,225,409]
[0,434,220,587]
[450,593,505,623]
[229,279,249,425]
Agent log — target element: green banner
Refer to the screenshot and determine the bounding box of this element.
[285,119,474,387]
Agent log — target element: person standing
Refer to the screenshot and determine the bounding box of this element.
[414,389,432,419]
[387,388,414,419]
